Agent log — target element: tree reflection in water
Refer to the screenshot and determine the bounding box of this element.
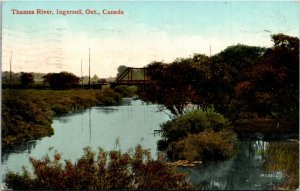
[180,140,290,190]
[1,140,37,164]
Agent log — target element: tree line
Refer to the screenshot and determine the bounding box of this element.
[140,33,299,129]
[2,71,101,89]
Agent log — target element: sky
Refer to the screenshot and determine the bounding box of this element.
[2,1,299,78]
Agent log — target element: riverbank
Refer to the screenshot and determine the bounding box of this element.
[233,118,299,140]
[2,88,132,146]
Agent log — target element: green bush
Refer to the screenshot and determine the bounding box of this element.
[96,88,122,106]
[113,85,137,97]
[2,92,54,144]
[167,130,237,161]
[4,146,193,190]
[159,108,231,151]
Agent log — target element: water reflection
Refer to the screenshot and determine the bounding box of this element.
[181,140,286,190]
[1,140,38,164]
[1,99,298,190]
[95,107,119,114]
[89,108,91,144]
[55,110,86,123]
[1,99,168,178]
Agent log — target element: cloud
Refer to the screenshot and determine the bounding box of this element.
[3,22,275,78]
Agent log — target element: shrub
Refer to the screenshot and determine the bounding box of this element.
[4,146,193,190]
[159,108,231,150]
[19,72,34,87]
[2,92,54,144]
[43,72,80,89]
[167,129,236,161]
[96,88,122,106]
[113,85,137,97]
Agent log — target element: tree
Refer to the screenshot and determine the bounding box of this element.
[209,44,266,117]
[236,34,299,128]
[19,72,34,86]
[189,54,212,110]
[116,65,128,78]
[92,74,99,80]
[43,72,80,89]
[140,57,207,116]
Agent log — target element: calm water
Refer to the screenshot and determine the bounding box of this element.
[1,99,298,190]
[180,140,297,190]
[1,99,169,176]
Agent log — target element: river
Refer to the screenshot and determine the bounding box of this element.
[1,99,298,190]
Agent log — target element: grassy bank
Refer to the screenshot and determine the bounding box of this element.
[2,87,133,146]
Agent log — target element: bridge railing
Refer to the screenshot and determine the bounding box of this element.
[111,67,149,87]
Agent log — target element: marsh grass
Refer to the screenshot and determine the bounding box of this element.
[263,141,299,190]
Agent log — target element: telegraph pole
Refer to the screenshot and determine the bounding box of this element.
[81,59,83,87]
[88,48,91,88]
[9,51,12,87]
[209,45,211,57]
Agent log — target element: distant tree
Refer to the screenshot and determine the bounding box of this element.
[2,71,21,85]
[116,65,128,78]
[19,72,34,86]
[92,74,99,80]
[43,72,80,89]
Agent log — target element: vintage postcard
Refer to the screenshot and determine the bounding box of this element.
[1,1,299,190]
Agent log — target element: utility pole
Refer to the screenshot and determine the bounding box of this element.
[9,51,12,87]
[81,59,83,87]
[88,48,91,88]
[209,45,211,57]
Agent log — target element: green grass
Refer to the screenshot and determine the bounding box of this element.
[2,88,131,146]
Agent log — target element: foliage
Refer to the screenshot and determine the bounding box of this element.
[236,34,299,128]
[167,130,236,161]
[2,91,54,145]
[2,89,128,145]
[209,44,266,116]
[4,146,193,190]
[159,109,231,148]
[141,57,210,116]
[19,72,34,86]
[43,72,80,89]
[263,141,299,190]
[2,71,21,85]
[96,88,122,106]
[116,65,145,80]
[140,33,298,134]
[113,85,138,97]
[116,65,128,78]
[141,46,265,118]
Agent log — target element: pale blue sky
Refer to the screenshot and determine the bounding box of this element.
[2,1,299,77]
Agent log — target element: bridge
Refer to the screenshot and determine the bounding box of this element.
[107,67,153,87]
